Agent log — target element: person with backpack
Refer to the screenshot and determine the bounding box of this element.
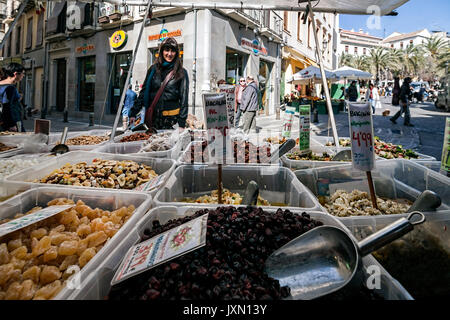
[0,63,25,132]
[129,37,189,130]
[240,75,259,133]
[346,81,358,102]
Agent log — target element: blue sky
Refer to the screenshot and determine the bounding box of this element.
[339,0,450,38]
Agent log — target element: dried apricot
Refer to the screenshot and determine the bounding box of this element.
[59,255,78,271]
[5,281,22,300]
[31,236,51,257]
[86,231,108,248]
[22,266,41,283]
[10,246,27,259]
[78,247,96,268]
[0,243,10,264]
[7,238,22,252]
[19,279,36,300]
[40,266,62,285]
[58,240,78,256]
[30,228,48,240]
[33,280,62,300]
[76,224,91,238]
[43,246,58,262]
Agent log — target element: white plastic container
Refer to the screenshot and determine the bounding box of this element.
[66,206,413,300]
[48,129,111,151]
[5,151,176,196]
[0,181,32,203]
[294,159,450,218]
[0,186,153,300]
[281,145,352,170]
[154,164,323,211]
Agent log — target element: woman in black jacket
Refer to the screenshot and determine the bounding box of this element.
[0,63,25,132]
[129,37,189,130]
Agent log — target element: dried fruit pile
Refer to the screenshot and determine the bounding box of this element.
[182,188,270,206]
[286,150,344,161]
[0,142,16,152]
[326,138,351,147]
[138,132,173,152]
[36,158,157,189]
[64,135,109,146]
[108,206,323,300]
[0,198,135,300]
[120,132,152,143]
[374,136,418,159]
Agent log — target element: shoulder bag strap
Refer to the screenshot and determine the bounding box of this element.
[144,69,175,128]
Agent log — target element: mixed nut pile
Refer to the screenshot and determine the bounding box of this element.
[182,188,270,206]
[0,142,17,153]
[119,132,152,143]
[107,206,323,300]
[35,159,158,189]
[286,150,343,161]
[64,135,109,146]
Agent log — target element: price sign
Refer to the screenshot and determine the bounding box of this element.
[282,106,295,138]
[111,214,208,286]
[0,205,74,238]
[441,117,450,173]
[299,105,311,151]
[348,103,375,171]
[218,84,236,128]
[203,93,229,164]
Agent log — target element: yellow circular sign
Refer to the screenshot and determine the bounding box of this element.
[110,30,127,50]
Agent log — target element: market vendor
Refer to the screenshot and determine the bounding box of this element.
[129,37,189,130]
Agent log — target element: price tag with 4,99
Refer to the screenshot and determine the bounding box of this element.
[348,103,375,171]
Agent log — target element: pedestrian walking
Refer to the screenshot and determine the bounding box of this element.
[240,75,259,133]
[0,63,25,132]
[234,77,246,127]
[347,81,359,102]
[392,77,400,106]
[129,37,189,131]
[365,83,381,114]
[390,77,414,126]
[122,84,137,129]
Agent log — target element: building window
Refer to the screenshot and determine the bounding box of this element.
[16,26,21,55]
[26,17,33,50]
[78,56,96,112]
[391,44,394,48]
[225,48,247,85]
[400,42,403,49]
[409,39,413,45]
[284,11,288,30]
[345,45,349,53]
[363,48,366,55]
[109,51,133,114]
[297,13,301,41]
[36,13,44,47]
[354,47,358,55]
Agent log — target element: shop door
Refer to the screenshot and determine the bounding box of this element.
[259,60,273,115]
[226,49,247,85]
[56,59,66,112]
[24,72,32,109]
[110,51,132,114]
[78,56,96,112]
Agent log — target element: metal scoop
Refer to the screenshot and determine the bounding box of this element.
[331,149,352,161]
[265,211,425,300]
[50,127,69,155]
[242,181,259,206]
[270,138,296,162]
[406,190,441,213]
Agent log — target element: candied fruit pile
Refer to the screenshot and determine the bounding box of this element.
[0,198,135,300]
[108,206,324,300]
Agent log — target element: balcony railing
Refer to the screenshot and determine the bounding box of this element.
[236,9,283,37]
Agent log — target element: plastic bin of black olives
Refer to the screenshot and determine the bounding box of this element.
[107,206,384,300]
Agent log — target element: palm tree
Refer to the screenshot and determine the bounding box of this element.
[339,53,354,68]
[422,35,448,60]
[402,44,425,78]
[352,55,370,72]
[367,47,391,83]
[387,48,404,74]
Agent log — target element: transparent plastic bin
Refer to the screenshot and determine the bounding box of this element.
[416,160,450,177]
[94,139,183,160]
[66,206,413,300]
[0,156,45,180]
[5,151,176,196]
[0,145,23,158]
[0,181,32,203]
[0,186,152,300]
[179,140,279,166]
[48,129,111,151]
[113,129,174,143]
[154,164,322,211]
[294,159,450,218]
[179,129,207,152]
[340,211,450,299]
[281,145,352,170]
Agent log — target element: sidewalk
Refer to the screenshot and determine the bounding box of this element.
[22,114,115,133]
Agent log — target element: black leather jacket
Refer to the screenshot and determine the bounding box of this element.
[130,64,189,128]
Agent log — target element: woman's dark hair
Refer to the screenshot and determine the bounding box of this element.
[0,62,25,80]
[155,37,184,80]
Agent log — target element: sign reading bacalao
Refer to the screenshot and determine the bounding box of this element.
[148,29,182,41]
[241,37,268,56]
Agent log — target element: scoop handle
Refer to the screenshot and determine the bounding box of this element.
[60,127,69,145]
[357,211,425,256]
[270,138,296,162]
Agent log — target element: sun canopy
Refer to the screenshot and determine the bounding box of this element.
[333,66,373,80]
[287,66,339,84]
[98,0,409,15]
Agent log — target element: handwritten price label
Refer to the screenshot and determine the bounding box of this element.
[348,103,375,171]
[219,84,236,128]
[203,93,229,164]
[299,105,311,151]
[111,214,208,286]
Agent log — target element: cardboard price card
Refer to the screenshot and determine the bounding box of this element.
[0,205,75,238]
[441,117,450,173]
[282,106,295,138]
[203,93,229,164]
[111,213,209,286]
[299,105,311,151]
[218,84,236,128]
[348,103,375,171]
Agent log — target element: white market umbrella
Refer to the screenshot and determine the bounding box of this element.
[334,66,373,80]
[287,66,339,85]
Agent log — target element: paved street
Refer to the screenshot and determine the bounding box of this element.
[20,97,449,161]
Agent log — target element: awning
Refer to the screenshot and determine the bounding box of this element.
[46,1,66,35]
[102,0,409,15]
[282,46,317,67]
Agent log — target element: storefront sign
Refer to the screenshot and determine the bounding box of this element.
[218,84,236,128]
[0,205,74,238]
[441,117,450,173]
[148,29,182,42]
[241,37,268,56]
[299,105,311,151]
[348,103,375,171]
[282,106,295,138]
[110,30,128,50]
[203,93,229,164]
[76,44,95,54]
[111,214,208,286]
